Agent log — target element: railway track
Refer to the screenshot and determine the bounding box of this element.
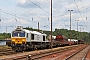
[0,44,88,60]
[0,45,81,60]
[0,50,16,56]
[30,47,72,60]
[0,46,17,56]
[65,45,90,60]
[82,47,90,60]
[84,47,90,60]
[27,44,88,60]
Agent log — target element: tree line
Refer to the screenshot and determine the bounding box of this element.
[0,33,11,40]
[0,27,90,44]
[25,27,90,43]
[43,28,90,44]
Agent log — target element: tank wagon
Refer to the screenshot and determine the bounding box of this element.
[11,26,50,51]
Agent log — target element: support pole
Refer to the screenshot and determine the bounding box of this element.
[68,10,73,45]
[50,0,52,48]
[38,22,39,32]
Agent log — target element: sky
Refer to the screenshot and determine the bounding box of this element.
[0,0,90,33]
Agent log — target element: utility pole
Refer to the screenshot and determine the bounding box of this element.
[79,25,83,43]
[38,22,39,32]
[68,10,73,45]
[82,28,84,32]
[0,9,1,28]
[50,0,52,48]
[79,25,83,32]
[75,20,79,44]
[6,26,7,33]
[0,19,1,27]
[32,17,33,31]
[75,20,79,39]
[15,14,17,27]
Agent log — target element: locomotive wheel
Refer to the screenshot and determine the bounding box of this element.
[18,47,23,52]
[34,46,38,50]
[12,46,23,52]
[12,47,17,52]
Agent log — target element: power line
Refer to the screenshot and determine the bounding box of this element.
[47,0,65,17]
[0,9,38,24]
[46,0,68,27]
[4,0,22,16]
[74,0,83,20]
[28,0,49,14]
[4,0,36,18]
[29,0,63,24]
[4,0,52,23]
[46,0,67,28]
[0,9,23,19]
[4,0,61,22]
[74,0,87,29]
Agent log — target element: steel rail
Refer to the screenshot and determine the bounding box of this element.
[0,45,85,60]
[30,48,70,60]
[65,45,89,60]
[82,45,90,60]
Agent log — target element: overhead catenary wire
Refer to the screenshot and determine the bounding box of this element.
[0,0,89,32]
[0,9,24,20]
[4,0,51,24]
[46,0,67,28]
[74,0,86,24]
[73,0,88,30]
[4,0,61,23]
[47,0,65,17]
[47,0,67,29]
[28,0,61,21]
[0,9,39,26]
[4,0,37,21]
[28,0,49,14]
[79,0,87,29]
[74,0,83,20]
[4,0,29,15]
[82,4,90,30]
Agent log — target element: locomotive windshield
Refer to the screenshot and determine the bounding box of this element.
[12,31,18,37]
[19,31,25,37]
[12,31,25,37]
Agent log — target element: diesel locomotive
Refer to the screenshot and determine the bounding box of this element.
[11,26,50,51]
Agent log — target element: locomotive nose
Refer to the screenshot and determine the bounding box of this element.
[11,38,26,44]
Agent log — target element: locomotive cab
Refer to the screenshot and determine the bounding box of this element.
[11,26,27,51]
[12,31,26,44]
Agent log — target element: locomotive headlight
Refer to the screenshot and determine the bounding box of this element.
[12,40,15,44]
[22,39,25,41]
[22,39,26,44]
[22,39,25,42]
[12,40,15,42]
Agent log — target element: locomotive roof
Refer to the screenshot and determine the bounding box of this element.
[23,29,46,35]
[12,26,46,35]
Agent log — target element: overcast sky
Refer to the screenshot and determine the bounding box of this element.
[0,0,90,33]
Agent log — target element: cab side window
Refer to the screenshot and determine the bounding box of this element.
[43,36,45,41]
[27,33,28,38]
[31,34,34,40]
